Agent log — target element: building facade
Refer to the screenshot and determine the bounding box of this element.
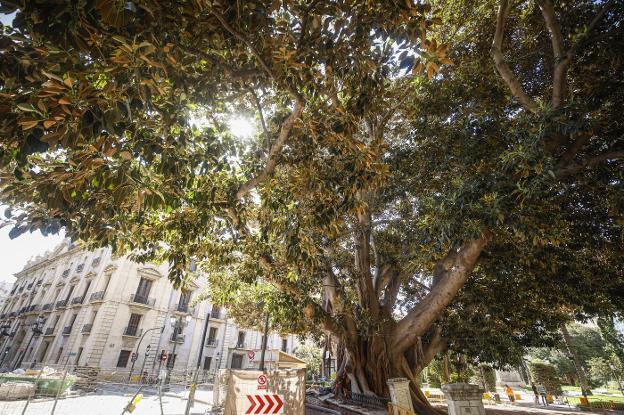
[0,240,298,375]
[0,281,12,312]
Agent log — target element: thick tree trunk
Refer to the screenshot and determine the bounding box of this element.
[340,335,444,415]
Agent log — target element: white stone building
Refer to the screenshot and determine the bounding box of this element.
[0,240,298,375]
[0,281,12,312]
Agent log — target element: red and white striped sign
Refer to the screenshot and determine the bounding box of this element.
[245,394,284,414]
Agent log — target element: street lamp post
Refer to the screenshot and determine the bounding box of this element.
[164,314,191,387]
[14,315,44,369]
[127,325,165,384]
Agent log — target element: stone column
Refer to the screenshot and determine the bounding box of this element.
[387,378,414,413]
[441,383,485,415]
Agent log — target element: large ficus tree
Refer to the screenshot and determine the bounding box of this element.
[1,1,623,413]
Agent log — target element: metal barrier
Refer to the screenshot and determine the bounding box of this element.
[344,391,389,409]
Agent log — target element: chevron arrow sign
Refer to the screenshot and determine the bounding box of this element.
[245,394,284,414]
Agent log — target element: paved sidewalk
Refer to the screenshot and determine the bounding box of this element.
[0,389,214,415]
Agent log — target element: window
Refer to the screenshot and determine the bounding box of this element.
[134,278,153,303]
[64,285,75,302]
[92,257,101,267]
[116,350,131,368]
[210,306,221,319]
[126,313,142,336]
[177,290,192,312]
[206,327,218,346]
[55,347,64,364]
[167,353,177,369]
[231,353,243,369]
[76,264,84,273]
[281,338,288,352]
[68,314,78,329]
[76,347,84,365]
[203,356,212,370]
[82,280,92,298]
[62,269,70,278]
[236,331,246,348]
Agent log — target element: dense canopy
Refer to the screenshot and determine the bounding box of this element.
[1,0,623,411]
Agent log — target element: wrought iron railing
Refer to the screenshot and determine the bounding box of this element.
[130,293,155,306]
[123,326,142,337]
[81,324,92,333]
[90,291,105,302]
[56,299,68,308]
[344,392,389,409]
[71,295,85,305]
[62,325,73,335]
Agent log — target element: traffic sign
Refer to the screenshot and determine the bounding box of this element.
[257,374,267,390]
[248,350,255,360]
[245,394,284,414]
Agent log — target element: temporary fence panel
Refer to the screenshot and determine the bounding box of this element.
[223,369,305,415]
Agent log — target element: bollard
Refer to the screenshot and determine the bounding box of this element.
[121,384,144,415]
[158,383,164,415]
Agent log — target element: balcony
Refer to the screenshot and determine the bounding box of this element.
[62,269,70,278]
[9,312,17,318]
[19,307,28,314]
[210,309,222,319]
[76,264,84,273]
[123,326,142,337]
[56,300,68,308]
[170,333,185,343]
[235,342,247,349]
[27,283,33,289]
[129,294,155,307]
[71,295,85,305]
[175,303,193,314]
[27,304,39,313]
[62,326,72,335]
[44,327,55,336]
[42,303,53,311]
[205,339,218,347]
[81,324,92,334]
[90,291,105,302]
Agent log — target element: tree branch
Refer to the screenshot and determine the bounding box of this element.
[354,202,380,317]
[554,150,624,178]
[392,232,491,352]
[491,0,539,113]
[235,100,304,200]
[211,10,303,102]
[414,328,447,374]
[247,86,271,147]
[380,265,402,315]
[536,0,567,108]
